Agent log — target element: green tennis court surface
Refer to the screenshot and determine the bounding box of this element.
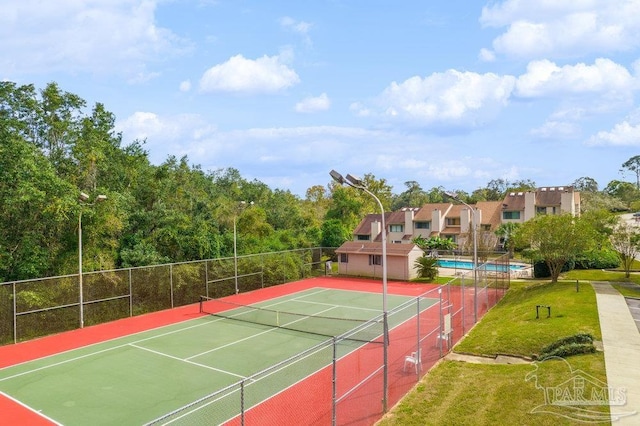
[0,287,437,425]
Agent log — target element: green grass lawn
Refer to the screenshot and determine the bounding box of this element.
[377,354,606,426]
[377,276,610,426]
[455,280,601,358]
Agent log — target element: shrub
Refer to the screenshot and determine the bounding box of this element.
[533,260,574,278]
[414,255,439,280]
[536,333,595,360]
[574,248,620,270]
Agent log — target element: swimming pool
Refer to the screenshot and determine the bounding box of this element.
[436,259,526,272]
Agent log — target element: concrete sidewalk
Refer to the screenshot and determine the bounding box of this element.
[592,282,640,424]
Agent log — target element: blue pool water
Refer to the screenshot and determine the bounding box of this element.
[436,259,525,272]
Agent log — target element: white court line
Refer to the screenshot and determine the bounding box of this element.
[187,305,340,361]
[0,288,387,385]
[129,344,246,380]
[0,319,225,382]
[164,292,423,424]
[0,390,63,426]
[0,312,216,374]
[0,290,328,381]
[293,299,380,312]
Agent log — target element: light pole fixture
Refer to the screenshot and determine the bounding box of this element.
[78,192,107,328]
[330,169,389,412]
[445,191,478,323]
[234,201,253,295]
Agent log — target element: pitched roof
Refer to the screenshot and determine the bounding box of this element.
[501,192,527,211]
[386,210,408,224]
[475,201,503,228]
[501,186,578,211]
[535,186,574,206]
[335,241,421,256]
[414,203,452,221]
[353,213,386,235]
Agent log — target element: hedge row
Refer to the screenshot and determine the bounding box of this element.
[536,333,596,360]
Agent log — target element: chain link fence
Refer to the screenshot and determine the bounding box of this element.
[0,248,326,345]
[1,251,511,425]
[145,254,511,425]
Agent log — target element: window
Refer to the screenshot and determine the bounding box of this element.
[389,224,403,232]
[446,217,460,226]
[356,235,370,241]
[536,206,547,215]
[340,253,348,263]
[415,221,430,229]
[368,255,382,265]
[502,211,521,220]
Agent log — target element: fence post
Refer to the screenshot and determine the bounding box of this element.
[205,260,209,298]
[12,282,17,344]
[240,380,245,426]
[461,277,466,336]
[416,297,421,379]
[128,268,133,317]
[438,288,443,358]
[332,337,337,426]
[170,264,174,308]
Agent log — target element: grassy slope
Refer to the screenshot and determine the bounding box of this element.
[378,276,610,426]
[456,281,601,358]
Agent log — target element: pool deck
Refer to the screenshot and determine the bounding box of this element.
[437,259,532,278]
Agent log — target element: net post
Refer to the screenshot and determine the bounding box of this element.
[199,296,204,314]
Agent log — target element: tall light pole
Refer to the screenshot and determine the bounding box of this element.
[445,191,478,322]
[78,192,107,328]
[234,201,253,294]
[330,170,389,412]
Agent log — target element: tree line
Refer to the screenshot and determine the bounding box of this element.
[1,81,639,283]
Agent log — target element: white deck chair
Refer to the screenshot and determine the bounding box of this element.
[403,350,420,373]
[436,313,453,350]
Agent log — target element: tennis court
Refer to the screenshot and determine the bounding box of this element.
[0,285,439,425]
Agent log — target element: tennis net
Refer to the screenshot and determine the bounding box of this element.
[199,296,384,343]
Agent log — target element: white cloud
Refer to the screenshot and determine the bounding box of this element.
[531,120,581,139]
[280,16,312,35]
[116,111,217,161]
[586,121,640,146]
[515,58,636,98]
[295,93,330,113]
[479,48,496,62]
[358,70,516,128]
[199,53,300,94]
[480,0,640,59]
[0,0,190,77]
[179,80,192,92]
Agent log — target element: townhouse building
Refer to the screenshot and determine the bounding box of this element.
[335,186,580,279]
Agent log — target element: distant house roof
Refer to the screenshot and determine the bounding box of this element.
[536,186,574,206]
[501,192,526,211]
[501,186,578,211]
[413,203,451,221]
[386,210,408,224]
[475,201,503,228]
[353,213,388,235]
[335,241,421,256]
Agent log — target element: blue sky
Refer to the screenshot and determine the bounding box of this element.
[3,0,640,196]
